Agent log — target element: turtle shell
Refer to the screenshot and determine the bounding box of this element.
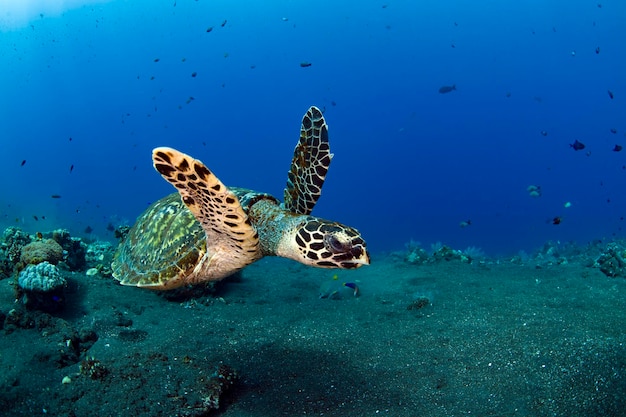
[112,192,206,289]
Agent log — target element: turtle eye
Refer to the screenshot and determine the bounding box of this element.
[324,234,349,254]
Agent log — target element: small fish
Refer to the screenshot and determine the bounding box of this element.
[206,27,213,33]
[540,130,548,137]
[527,185,541,198]
[439,84,456,94]
[221,20,227,27]
[552,216,562,225]
[69,137,72,142]
[21,159,26,166]
[36,232,43,239]
[459,220,471,228]
[106,222,115,232]
[51,194,61,199]
[154,58,160,62]
[300,62,312,68]
[33,215,39,221]
[570,140,585,151]
[84,226,93,234]
[596,47,600,54]
[613,145,622,152]
[343,282,360,297]
[191,72,197,77]
[608,90,614,99]
[610,128,617,134]
[69,164,74,173]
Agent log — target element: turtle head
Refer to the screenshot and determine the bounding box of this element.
[280,218,370,269]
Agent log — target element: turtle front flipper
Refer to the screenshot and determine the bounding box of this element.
[284,106,333,215]
[152,147,262,277]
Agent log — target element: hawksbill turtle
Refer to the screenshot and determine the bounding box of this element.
[112,106,369,290]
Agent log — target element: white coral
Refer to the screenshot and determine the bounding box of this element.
[17,261,66,292]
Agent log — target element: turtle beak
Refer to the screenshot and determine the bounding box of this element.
[339,245,370,268]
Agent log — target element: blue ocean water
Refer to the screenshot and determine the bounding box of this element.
[1,0,624,256]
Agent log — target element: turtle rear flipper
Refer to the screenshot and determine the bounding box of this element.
[284,106,333,215]
[153,147,262,276]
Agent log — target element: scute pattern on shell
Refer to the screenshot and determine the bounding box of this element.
[18,261,66,292]
[111,193,206,288]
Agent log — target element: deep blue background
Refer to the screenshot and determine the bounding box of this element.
[1,0,625,255]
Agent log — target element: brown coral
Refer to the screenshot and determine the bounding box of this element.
[20,239,64,265]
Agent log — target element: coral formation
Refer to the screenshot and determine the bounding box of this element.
[594,243,626,278]
[52,229,87,270]
[80,357,110,380]
[114,225,131,241]
[18,261,66,291]
[462,246,485,261]
[200,364,238,410]
[403,240,473,265]
[0,250,12,279]
[431,245,465,262]
[3,227,31,264]
[404,240,429,264]
[20,239,64,266]
[17,261,67,312]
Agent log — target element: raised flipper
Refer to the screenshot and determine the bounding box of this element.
[152,147,262,275]
[283,106,333,215]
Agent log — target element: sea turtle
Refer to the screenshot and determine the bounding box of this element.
[112,106,369,290]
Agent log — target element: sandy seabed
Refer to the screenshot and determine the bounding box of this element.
[1,253,625,417]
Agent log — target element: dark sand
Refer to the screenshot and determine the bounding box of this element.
[1,252,626,416]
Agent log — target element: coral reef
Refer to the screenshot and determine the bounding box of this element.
[52,229,87,271]
[85,241,116,277]
[462,246,485,261]
[1,227,94,278]
[2,227,31,264]
[114,225,131,241]
[20,239,64,266]
[431,245,466,262]
[403,242,470,265]
[594,243,626,278]
[402,240,481,265]
[17,261,67,312]
[0,250,12,279]
[404,240,429,264]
